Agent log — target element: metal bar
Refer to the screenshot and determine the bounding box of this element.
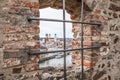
[28,46,100,55]
[62,0,67,80]
[28,17,101,26]
[80,0,84,79]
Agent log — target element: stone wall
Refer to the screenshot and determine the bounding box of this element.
[38,0,120,80]
[0,0,120,80]
[92,0,120,80]
[0,0,40,78]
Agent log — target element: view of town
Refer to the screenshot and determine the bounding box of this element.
[39,8,73,68]
[39,34,73,67]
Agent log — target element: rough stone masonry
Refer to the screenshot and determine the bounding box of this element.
[0,0,40,77]
[0,0,120,80]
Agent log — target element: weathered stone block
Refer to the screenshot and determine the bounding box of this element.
[12,67,22,73]
[2,58,21,68]
[4,48,29,64]
[92,36,100,41]
[4,52,21,59]
[25,27,40,33]
[2,26,21,33]
[72,26,80,32]
[3,26,40,34]
[84,0,96,9]
[3,42,25,51]
[0,17,10,24]
[26,34,39,41]
[94,9,101,14]
[93,70,107,80]
[26,41,40,49]
[30,55,40,63]
[83,36,92,41]
[6,6,39,16]
[24,63,39,72]
[109,3,120,11]
[4,34,25,42]
[79,41,96,46]
[3,41,40,52]
[9,0,40,8]
[72,41,81,48]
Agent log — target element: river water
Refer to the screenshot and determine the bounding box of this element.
[39,54,72,68]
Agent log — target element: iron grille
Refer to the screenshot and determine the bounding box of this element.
[27,0,101,80]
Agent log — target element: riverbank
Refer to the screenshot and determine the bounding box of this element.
[39,54,57,63]
[39,52,71,63]
[39,53,72,68]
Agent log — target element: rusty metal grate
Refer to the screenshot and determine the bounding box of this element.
[27,0,101,80]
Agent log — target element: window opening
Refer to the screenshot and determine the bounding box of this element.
[39,7,72,68]
[27,0,101,80]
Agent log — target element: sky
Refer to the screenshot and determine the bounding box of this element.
[39,7,73,38]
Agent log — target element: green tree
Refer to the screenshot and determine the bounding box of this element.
[45,33,48,38]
